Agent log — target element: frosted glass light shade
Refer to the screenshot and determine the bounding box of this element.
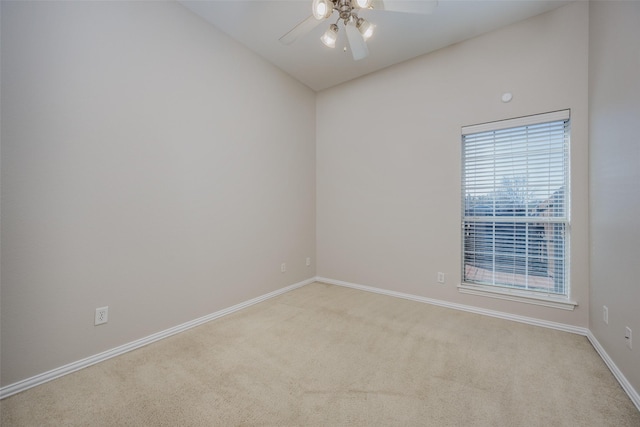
[321,24,339,48]
[356,18,374,40]
[354,0,372,9]
[312,0,333,20]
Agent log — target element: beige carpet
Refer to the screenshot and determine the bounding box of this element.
[2,282,639,426]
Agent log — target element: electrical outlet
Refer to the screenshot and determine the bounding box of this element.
[437,272,445,284]
[281,262,286,273]
[603,306,608,325]
[306,257,311,267]
[95,306,108,326]
[625,327,632,350]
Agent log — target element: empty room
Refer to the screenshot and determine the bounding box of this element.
[1,0,639,425]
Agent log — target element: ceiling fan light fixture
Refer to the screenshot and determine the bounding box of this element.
[280,0,440,62]
[312,0,334,20]
[356,17,375,40]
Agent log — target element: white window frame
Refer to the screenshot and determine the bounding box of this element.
[458,110,577,310]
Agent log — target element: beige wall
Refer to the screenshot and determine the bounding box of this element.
[0,1,316,386]
[589,1,640,396]
[317,1,590,326]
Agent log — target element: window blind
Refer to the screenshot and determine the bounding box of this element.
[462,110,570,296]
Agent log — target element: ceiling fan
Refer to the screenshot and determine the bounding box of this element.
[279,0,437,61]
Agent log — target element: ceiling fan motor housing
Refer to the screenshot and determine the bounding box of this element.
[338,0,354,21]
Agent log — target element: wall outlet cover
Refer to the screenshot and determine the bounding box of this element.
[95,306,109,326]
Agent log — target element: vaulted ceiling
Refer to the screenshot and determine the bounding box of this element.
[179,1,572,91]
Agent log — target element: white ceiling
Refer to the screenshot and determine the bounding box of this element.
[179,0,572,91]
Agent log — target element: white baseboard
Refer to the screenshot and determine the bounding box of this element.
[316,276,639,412]
[0,278,315,400]
[316,277,588,335]
[3,275,638,414]
[586,330,640,412]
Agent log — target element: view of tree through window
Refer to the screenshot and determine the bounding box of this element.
[462,112,569,296]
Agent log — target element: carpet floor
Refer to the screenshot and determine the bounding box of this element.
[2,282,639,426]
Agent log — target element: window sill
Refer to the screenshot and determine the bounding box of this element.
[458,283,578,311]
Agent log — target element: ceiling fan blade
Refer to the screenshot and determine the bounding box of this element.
[371,0,437,14]
[279,15,324,45]
[345,23,369,61]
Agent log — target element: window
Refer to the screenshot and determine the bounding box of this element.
[461,110,570,303]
